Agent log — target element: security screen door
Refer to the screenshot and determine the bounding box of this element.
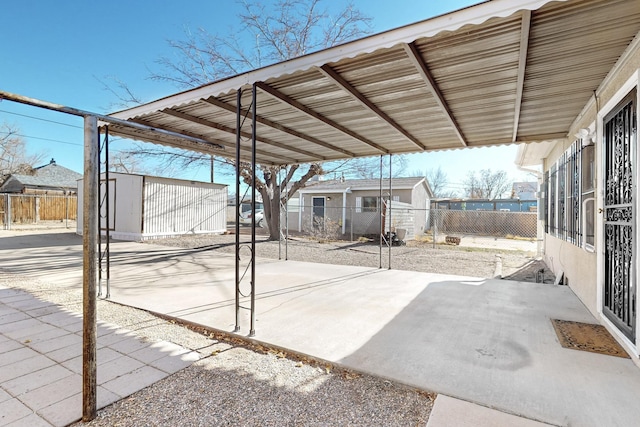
[603,91,637,343]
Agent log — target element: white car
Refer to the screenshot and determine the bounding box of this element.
[239,209,265,228]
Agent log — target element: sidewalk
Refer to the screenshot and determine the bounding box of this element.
[0,286,199,426]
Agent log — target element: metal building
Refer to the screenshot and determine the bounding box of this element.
[77,172,227,241]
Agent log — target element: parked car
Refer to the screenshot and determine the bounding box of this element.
[239,209,266,228]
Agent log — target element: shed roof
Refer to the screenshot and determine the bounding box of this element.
[300,177,429,193]
[109,0,640,165]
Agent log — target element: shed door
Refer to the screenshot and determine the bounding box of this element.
[603,91,637,343]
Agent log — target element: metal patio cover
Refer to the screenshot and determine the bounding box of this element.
[109,0,640,166]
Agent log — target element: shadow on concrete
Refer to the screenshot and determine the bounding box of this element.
[338,278,640,427]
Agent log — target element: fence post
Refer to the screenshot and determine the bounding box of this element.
[350,207,353,242]
[6,194,11,230]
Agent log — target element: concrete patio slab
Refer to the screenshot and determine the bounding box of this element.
[3,231,640,426]
[427,395,553,427]
[0,286,201,427]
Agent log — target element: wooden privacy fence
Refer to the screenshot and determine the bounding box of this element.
[0,194,78,227]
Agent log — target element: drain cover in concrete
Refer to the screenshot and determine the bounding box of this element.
[551,319,629,358]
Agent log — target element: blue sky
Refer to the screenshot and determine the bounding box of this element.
[0,0,534,195]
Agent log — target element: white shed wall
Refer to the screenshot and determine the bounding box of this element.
[142,176,227,239]
[78,173,227,241]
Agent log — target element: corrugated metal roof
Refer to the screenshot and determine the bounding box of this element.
[109,0,640,165]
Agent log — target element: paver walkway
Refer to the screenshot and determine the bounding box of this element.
[0,286,199,426]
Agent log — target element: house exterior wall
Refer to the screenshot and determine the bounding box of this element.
[542,36,640,356]
[411,183,430,235]
[295,188,416,237]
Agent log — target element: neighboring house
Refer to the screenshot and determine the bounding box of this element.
[0,159,81,194]
[290,177,433,240]
[77,172,227,241]
[515,32,640,356]
[433,198,537,212]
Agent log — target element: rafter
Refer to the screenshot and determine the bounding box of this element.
[160,109,310,163]
[512,10,532,143]
[255,82,389,154]
[403,42,468,147]
[202,97,357,158]
[133,114,296,164]
[318,64,426,150]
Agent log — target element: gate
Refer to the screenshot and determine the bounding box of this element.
[603,91,637,342]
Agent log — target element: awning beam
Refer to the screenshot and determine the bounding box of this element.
[318,64,426,150]
[203,97,352,159]
[256,82,390,154]
[160,109,301,163]
[402,42,468,147]
[512,10,532,143]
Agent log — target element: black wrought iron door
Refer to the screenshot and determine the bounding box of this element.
[603,92,637,343]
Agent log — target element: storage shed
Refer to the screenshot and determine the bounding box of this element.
[77,172,227,241]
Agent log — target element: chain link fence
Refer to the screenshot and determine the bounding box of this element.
[428,209,537,240]
[283,204,537,242]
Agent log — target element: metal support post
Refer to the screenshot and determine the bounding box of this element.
[82,115,99,422]
[234,89,242,333]
[379,155,383,269]
[250,83,257,337]
[285,166,289,261]
[388,154,392,270]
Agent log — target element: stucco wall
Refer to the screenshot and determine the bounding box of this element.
[542,36,640,346]
[544,234,598,317]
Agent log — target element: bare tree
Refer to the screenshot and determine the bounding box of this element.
[412,166,456,198]
[463,169,510,199]
[0,123,46,186]
[114,0,372,240]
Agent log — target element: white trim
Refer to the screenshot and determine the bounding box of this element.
[110,0,560,119]
[596,71,640,352]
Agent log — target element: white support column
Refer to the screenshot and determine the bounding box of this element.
[82,115,99,421]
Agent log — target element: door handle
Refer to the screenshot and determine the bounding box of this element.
[598,208,603,214]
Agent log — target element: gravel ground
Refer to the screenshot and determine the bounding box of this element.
[0,270,434,426]
[145,233,539,279]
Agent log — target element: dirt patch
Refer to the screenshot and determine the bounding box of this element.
[502,258,556,284]
[146,233,538,279]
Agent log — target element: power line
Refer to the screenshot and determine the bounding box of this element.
[0,131,83,147]
[0,109,82,129]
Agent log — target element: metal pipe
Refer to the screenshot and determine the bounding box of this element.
[285,166,289,261]
[250,84,257,337]
[278,167,282,260]
[82,115,99,421]
[104,126,110,299]
[379,155,383,269]
[234,89,241,333]
[388,154,392,270]
[0,90,224,150]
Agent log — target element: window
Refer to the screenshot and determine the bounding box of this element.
[362,196,378,212]
[545,138,595,249]
[581,145,595,247]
